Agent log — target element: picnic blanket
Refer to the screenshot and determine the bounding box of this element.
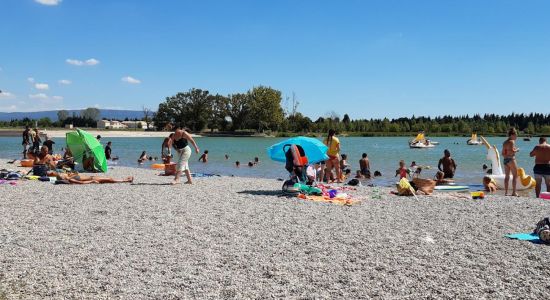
[298,194,361,206]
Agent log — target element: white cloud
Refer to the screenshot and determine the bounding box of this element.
[35,0,62,6]
[85,58,100,66]
[58,79,72,85]
[29,93,49,99]
[52,96,64,101]
[121,76,141,84]
[66,58,100,66]
[35,83,49,90]
[0,91,16,100]
[27,77,35,83]
[0,105,17,111]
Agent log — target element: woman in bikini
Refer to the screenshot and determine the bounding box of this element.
[323,129,342,183]
[502,128,519,196]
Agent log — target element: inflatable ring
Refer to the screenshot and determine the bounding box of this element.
[151,163,165,170]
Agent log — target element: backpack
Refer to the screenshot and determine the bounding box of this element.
[534,217,550,244]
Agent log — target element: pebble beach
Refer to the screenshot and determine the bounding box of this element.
[1,159,550,299]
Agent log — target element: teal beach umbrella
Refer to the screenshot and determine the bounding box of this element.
[268,136,329,164]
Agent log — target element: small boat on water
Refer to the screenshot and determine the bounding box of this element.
[467,133,482,145]
[409,132,436,149]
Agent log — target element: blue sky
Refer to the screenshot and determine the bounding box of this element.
[0,0,549,119]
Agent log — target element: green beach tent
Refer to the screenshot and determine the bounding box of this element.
[66,128,108,173]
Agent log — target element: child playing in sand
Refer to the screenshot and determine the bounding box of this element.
[483,176,497,192]
[395,160,410,179]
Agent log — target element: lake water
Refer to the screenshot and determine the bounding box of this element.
[0,136,540,186]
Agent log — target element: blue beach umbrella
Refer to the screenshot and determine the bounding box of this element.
[268,136,329,164]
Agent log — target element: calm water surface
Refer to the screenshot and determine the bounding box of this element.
[0,136,540,186]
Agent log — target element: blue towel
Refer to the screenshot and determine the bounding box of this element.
[505,233,541,242]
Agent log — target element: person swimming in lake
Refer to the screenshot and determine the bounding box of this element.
[56,172,133,184]
[502,128,519,196]
[235,161,240,168]
[254,157,259,165]
[198,150,209,163]
[248,161,254,167]
[138,151,148,164]
[225,154,229,160]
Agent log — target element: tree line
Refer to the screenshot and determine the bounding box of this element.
[2,87,550,136]
[153,87,550,135]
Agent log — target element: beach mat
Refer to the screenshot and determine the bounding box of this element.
[299,194,361,206]
[505,233,544,244]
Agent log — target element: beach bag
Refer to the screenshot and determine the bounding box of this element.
[32,164,48,177]
[282,179,300,195]
[534,217,550,244]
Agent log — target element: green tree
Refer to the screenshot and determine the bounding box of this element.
[57,110,69,122]
[247,86,284,132]
[81,107,101,121]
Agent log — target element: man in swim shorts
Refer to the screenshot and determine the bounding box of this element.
[530,136,550,198]
[438,149,457,179]
[502,128,520,196]
[359,153,371,178]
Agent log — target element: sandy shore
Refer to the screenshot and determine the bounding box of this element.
[1,160,550,299]
[0,129,201,138]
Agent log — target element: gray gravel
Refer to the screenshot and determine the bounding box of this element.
[1,159,550,299]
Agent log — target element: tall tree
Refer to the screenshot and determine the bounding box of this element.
[57,110,69,122]
[142,106,153,130]
[81,107,101,121]
[248,86,284,132]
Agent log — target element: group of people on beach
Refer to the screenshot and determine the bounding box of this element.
[19,125,550,195]
[502,128,550,197]
[317,127,550,198]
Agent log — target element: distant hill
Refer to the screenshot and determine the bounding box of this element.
[0,109,148,121]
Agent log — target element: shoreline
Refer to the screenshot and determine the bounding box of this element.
[0,129,201,138]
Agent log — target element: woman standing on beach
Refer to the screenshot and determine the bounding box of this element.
[502,128,519,196]
[324,129,342,183]
[172,127,200,185]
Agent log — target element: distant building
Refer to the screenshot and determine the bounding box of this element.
[122,121,154,129]
[97,120,128,129]
[64,124,73,129]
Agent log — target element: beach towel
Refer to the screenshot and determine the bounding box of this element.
[505,233,544,244]
[298,194,361,206]
[191,173,219,178]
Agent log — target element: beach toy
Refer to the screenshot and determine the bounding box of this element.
[470,191,485,199]
[434,185,469,193]
[328,189,337,199]
[20,159,34,167]
[151,163,165,169]
[540,192,550,200]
